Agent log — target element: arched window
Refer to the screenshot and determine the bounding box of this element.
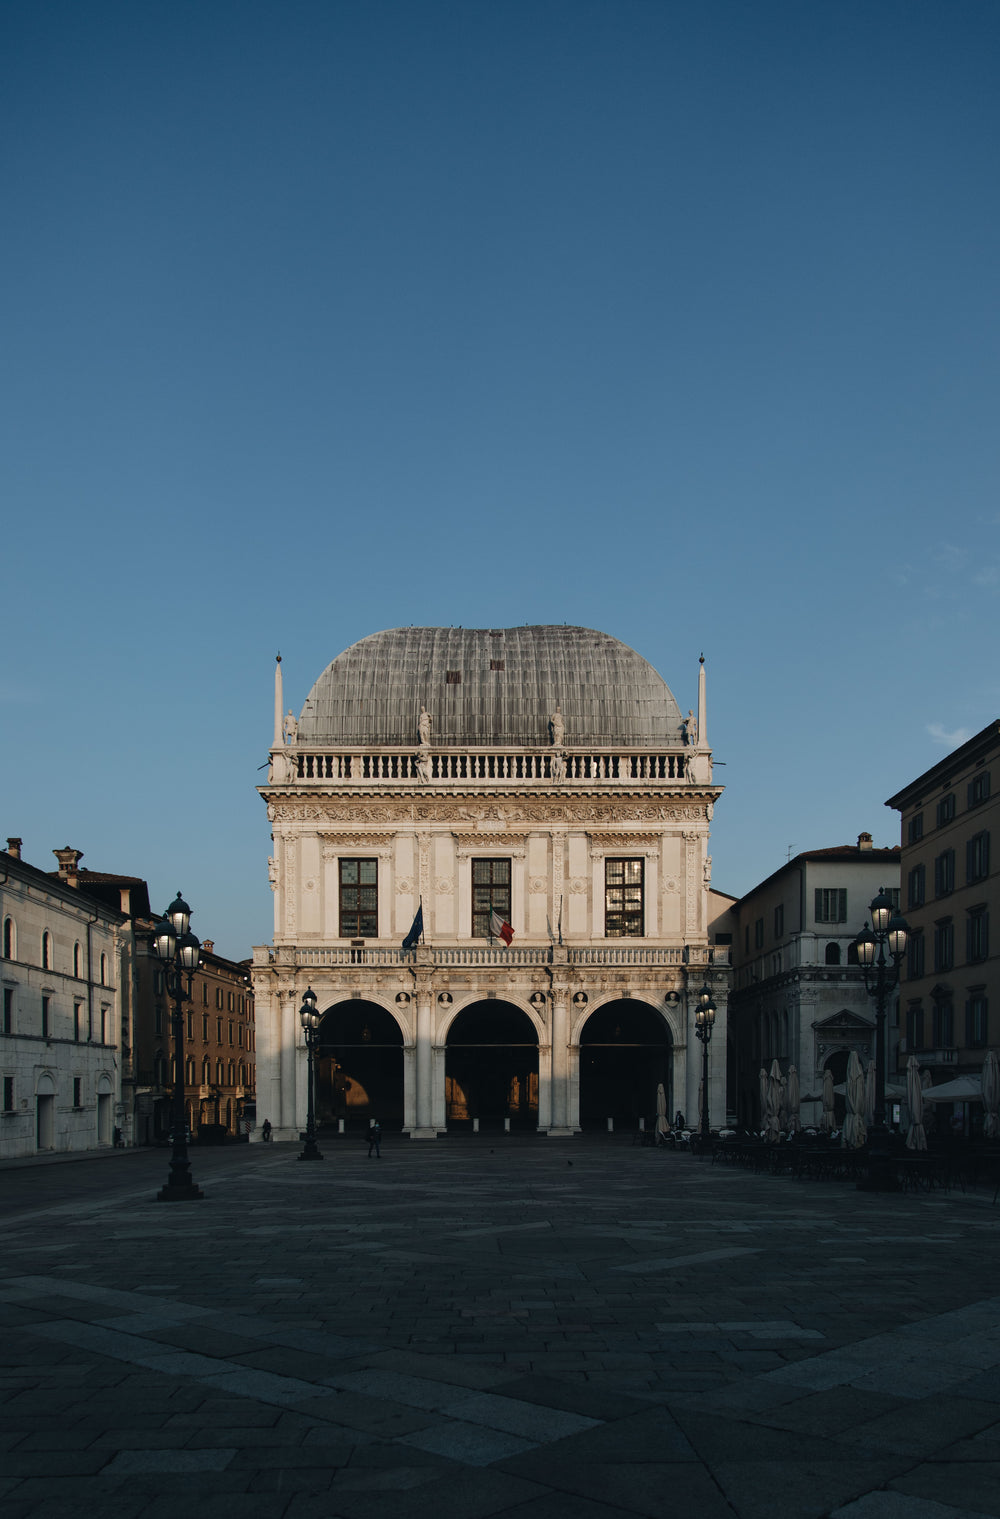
[73,942,81,977]
[2,916,14,959]
[186,1058,195,1084]
[825,942,841,965]
[100,953,107,986]
[216,1059,224,1085]
[42,931,51,970]
[227,1061,235,1086]
[238,1062,245,1087]
[202,1058,211,1084]
[847,940,859,965]
[154,1052,167,1087]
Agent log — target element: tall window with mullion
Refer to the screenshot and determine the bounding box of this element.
[605,858,644,938]
[339,859,378,938]
[472,858,511,938]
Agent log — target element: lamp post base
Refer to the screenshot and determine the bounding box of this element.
[157,1182,205,1201]
[857,1125,899,1193]
[298,1135,324,1161]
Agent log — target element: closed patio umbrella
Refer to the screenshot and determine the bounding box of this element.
[656,1081,669,1141]
[758,1067,769,1131]
[766,1059,782,1143]
[981,1052,1000,1140]
[787,1065,801,1134]
[844,1050,866,1149]
[864,1060,876,1128]
[821,1067,835,1134]
[905,1054,926,1152]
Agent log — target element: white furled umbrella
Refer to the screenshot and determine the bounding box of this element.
[766,1059,783,1143]
[821,1067,835,1134]
[844,1050,866,1149]
[981,1052,1000,1140]
[905,1054,926,1151]
[656,1081,669,1141]
[786,1065,802,1134]
[759,1066,769,1130]
[864,1061,876,1128]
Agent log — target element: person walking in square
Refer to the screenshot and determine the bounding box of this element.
[367,1119,382,1157]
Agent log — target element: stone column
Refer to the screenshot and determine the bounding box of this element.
[537,1044,552,1131]
[412,973,435,1138]
[548,980,571,1134]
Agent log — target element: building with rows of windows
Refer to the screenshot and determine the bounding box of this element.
[887,721,997,1105]
[253,626,731,1140]
[1,840,126,1158]
[726,834,901,1130]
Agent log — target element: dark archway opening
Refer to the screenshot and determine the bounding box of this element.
[579,999,672,1131]
[445,1001,539,1132]
[316,1001,404,1131]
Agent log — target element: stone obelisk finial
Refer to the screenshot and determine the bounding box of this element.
[697,653,707,750]
[274,654,284,748]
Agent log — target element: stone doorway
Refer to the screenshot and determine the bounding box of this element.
[578,999,672,1132]
[316,1000,404,1131]
[445,1001,539,1132]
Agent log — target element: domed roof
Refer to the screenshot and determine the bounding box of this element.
[298,627,684,747]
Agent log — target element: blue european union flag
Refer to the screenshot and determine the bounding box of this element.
[402,905,423,950]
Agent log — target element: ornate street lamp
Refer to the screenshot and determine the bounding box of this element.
[694,981,717,1145]
[153,892,204,1201]
[299,986,323,1161]
[852,887,909,1191]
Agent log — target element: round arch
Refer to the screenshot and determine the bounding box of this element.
[444,1000,539,1132]
[578,998,673,1131]
[316,999,405,1131]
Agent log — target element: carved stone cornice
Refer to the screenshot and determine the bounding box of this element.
[264,794,719,827]
[454,833,528,857]
[587,833,661,858]
[319,833,394,857]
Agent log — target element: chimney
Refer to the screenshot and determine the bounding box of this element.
[53,846,84,885]
[857,832,873,851]
[6,837,22,860]
[202,939,215,953]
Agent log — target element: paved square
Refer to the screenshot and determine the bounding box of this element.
[2,1137,999,1517]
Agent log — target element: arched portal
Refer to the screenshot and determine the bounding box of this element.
[579,999,672,1131]
[445,1002,539,1132]
[317,1000,404,1131]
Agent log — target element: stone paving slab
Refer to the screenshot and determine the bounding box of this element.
[2,1137,1000,1516]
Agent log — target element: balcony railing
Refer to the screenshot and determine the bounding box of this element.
[281,746,692,785]
[289,944,728,970]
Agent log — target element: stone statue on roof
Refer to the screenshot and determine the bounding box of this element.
[418,705,431,747]
[282,709,298,746]
[550,704,564,746]
[682,710,698,747]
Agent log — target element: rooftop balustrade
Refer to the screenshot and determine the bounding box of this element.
[277,746,695,785]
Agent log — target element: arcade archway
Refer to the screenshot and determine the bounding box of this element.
[579,999,672,1131]
[316,1000,404,1131]
[445,1001,539,1131]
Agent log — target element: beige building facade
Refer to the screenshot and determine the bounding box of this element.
[887,721,998,1095]
[253,627,729,1140]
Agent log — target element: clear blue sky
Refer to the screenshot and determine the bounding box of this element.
[3,1,998,959]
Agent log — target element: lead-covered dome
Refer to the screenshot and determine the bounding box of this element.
[297,627,684,747]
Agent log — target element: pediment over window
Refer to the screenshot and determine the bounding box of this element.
[812,1008,873,1036]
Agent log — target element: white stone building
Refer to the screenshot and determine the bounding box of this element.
[253,627,728,1140]
[728,834,902,1128]
[1,841,127,1158]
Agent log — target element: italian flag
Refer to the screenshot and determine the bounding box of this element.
[489,908,514,946]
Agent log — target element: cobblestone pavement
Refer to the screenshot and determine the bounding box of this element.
[2,1136,1000,1519]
